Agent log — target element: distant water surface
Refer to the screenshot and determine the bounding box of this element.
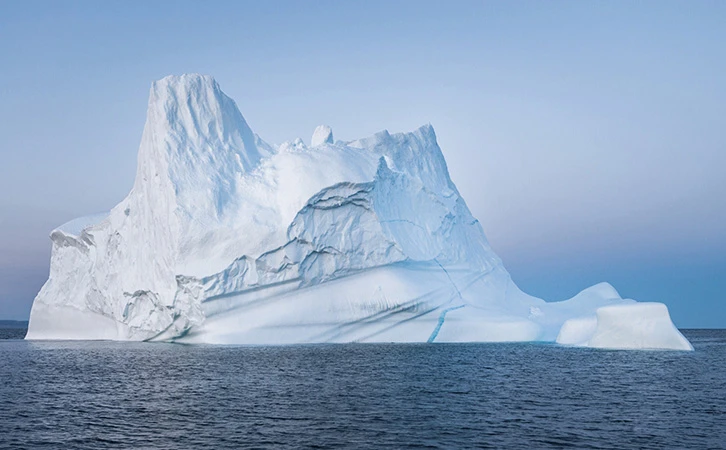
[0,329,724,449]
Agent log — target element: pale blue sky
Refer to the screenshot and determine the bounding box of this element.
[1,1,724,326]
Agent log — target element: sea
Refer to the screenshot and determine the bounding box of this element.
[0,328,724,449]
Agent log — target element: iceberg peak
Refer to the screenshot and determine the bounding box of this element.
[143,73,263,169]
[151,73,217,91]
[134,74,266,219]
[311,125,334,146]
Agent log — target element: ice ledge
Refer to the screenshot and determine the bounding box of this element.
[557,302,693,351]
[55,212,109,237]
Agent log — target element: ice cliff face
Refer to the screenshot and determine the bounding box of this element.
[26,74,692,350]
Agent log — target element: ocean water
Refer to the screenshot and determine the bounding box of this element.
[0,329,724,449]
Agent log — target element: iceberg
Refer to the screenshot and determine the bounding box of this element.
[26,74,692,350]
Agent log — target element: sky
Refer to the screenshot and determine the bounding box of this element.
[0,0,724,326]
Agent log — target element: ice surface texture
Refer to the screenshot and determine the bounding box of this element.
[26,75,692,350]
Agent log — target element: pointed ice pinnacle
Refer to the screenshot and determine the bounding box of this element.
[311,125,334,147]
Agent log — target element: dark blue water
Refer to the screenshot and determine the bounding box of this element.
[1,329,724,449]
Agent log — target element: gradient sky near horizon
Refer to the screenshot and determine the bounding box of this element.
[1,1,724,326]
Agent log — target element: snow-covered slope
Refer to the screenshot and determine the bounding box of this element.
[26,74,692,350]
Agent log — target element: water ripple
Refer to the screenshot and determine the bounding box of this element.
[0,329,724,449]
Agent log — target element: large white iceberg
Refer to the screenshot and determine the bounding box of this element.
[26,74,692,350]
